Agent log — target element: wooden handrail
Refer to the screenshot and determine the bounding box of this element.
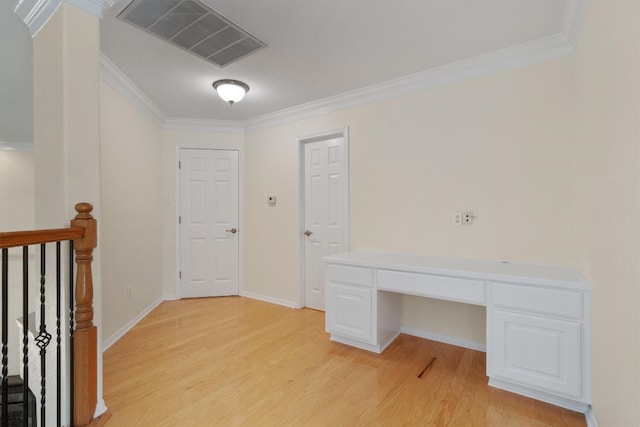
[0,227,85,249]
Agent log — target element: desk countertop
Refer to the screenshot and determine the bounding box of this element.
[324,251,589,290]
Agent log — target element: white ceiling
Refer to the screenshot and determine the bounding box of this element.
[0,0,580,144]
[101,0,570,122]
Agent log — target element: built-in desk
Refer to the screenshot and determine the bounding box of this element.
[324,251,591,413]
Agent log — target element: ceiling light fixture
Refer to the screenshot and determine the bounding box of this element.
[213,79,249,106]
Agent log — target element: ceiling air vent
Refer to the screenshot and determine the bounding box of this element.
[117,0,266,67]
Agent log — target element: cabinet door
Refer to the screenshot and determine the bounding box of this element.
[326,283,373,343]
[492,310,581,398]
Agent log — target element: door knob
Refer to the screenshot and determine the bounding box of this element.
[226,228,237,234]
[304,230,312,237]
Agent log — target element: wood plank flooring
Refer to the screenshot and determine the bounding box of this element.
[103,297,586,426]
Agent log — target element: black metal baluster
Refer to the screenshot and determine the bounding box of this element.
[22,246,29,427]
[37,244,52,427]
[69,241,74,427]
[2,248,9,426]
[56,242,61,427]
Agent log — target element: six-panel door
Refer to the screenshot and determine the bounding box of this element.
[179,149,239,298]
[303,137,347,310]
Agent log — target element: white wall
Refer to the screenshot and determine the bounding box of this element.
[240,3,640,425]
[97,86,245,336]
[0,150,34,376]
[570,1,639,425]
[100,82,164,342]
[0,151,34,231]
[32,3,104,419]
[93,1,639,425]
[0,4,33,146]
[244,57,575,343]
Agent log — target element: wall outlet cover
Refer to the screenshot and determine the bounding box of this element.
[463,211,474,224]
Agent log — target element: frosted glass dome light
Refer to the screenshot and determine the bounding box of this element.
[213,79,250,106]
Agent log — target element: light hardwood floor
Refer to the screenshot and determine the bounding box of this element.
[103,297,586,426]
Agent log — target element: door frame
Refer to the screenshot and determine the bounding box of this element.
[175,143,244,299]
[296,127,350,309]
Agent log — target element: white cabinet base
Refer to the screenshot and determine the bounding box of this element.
[326,282,402,354]
[489,377,589,413]
[330,330,401,354]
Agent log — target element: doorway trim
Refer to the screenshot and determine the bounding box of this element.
[174,143,244,299]
[296,127,350,309]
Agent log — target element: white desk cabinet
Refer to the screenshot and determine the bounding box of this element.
[324,251,591,413]
[325,263,401,352]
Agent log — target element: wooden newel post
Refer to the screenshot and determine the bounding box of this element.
[71,203,97,426]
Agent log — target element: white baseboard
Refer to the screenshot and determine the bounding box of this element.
[94,399,108,418]
[241,291,297,309]
[163,294,179,301]
[102,297,164,351]
[585,406,597,427]
[400,326,487,352]
[489,377,588,413]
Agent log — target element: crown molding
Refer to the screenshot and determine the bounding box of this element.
[163,118,245,134]
[11,0,108,37]
[12,0,62,37]
[100,53,167,126]
[98,0,589,134]
[65,0,107,17]
[245,37,569,130]
[10,0,590,133]
[0,142,34,152]
[243,34,575,132]
[100,54,246,134]
[561,0,591,49]
[244,0,589,131]
[102,0,128,10]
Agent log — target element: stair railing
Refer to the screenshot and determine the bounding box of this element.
[0,202,97,426]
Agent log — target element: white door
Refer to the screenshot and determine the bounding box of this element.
[179,149,239,298]
[303,137,347,310]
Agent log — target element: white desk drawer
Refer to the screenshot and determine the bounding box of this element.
[492,283,583,320]
[327,264,373,287]
[377,270,485,305]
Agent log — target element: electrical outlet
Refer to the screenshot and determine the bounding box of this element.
[453,212,463,226]
[127,287,132,301]
[463,211,474,224]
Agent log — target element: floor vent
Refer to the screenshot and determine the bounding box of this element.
[117,0,266,67]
